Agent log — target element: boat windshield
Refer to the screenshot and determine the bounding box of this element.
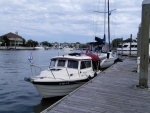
[67,60,78,69]
[50,59,56,67]
[57,60,66,67]
[80,61,91,69]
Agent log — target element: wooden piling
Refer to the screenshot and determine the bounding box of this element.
[129,34,132,56]
[139,0,150,88]
[137,24,141,57]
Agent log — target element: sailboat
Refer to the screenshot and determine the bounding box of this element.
[95,0,118,69]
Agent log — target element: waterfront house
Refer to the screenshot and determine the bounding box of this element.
[0,32,24,46]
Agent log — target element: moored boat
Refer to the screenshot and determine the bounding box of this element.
[25,52,101,98]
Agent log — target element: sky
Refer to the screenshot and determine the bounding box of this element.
[0,0,143,43]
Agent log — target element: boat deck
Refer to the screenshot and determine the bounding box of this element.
[43,57,150,113]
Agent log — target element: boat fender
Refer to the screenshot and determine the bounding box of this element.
[88,75,92,79]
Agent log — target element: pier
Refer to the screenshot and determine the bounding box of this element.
[42,57,150,113]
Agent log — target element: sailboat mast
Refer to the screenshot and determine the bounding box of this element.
[104,0,106,37]
[107,0,110,51]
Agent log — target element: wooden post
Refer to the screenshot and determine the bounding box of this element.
[138,0,150,88]
[137,24,141,57]
[129,34,132,56]
[121,37,123,57]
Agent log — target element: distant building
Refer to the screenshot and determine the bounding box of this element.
[0,32,24,46]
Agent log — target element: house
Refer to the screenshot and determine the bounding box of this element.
[0,32,24,46]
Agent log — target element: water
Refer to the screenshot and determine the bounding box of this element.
[0,49,67,113]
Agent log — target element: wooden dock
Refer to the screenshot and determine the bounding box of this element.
[43,57,150,113]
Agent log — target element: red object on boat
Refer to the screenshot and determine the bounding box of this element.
[85,53,100,61]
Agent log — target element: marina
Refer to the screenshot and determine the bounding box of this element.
[0,0,150,113]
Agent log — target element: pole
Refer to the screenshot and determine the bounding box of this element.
[138,0,150,88]
[104,0,106,40]
[108,0,110,51]
[137,24,141,57]
[129,34,132,56]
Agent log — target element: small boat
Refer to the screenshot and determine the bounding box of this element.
[34,46,45,50]
[25,53,101,98]
[63,47,74,53]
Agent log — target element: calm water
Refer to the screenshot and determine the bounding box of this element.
[0,49,69,113]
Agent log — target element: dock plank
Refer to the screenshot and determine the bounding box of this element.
[45,58,150,113]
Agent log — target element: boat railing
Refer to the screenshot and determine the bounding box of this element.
[30,64,49,76]
[65,67,70,79]
[30,64,83,79]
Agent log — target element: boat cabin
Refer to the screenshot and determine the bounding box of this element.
[50,53,100,73]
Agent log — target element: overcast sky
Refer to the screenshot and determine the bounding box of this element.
[0,0,143,43]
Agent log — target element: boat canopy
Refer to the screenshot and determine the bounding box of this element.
[85,53,100,61]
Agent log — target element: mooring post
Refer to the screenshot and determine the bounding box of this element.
[121,37,123,57]
[129,34,132,56]
[137,24,141,57]
[138,0,150,88]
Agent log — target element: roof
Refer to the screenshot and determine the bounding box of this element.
[1,32,23,40]
[51,53,100,62]
[51,53,92,61]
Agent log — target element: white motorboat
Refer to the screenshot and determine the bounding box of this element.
[117,42,137,56]
[63,47,74,53]
[117,41,150,56]
[34,46,45,50]
[25,53,101,98]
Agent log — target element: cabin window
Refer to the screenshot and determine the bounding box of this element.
[123,45,128,48]
[67,60,78,69]
[80,61,91,69]
[86,61,91,68]
[50,59,56,67]
[57,60,66,67]
[118,45,122,48]
[131,45,135,48]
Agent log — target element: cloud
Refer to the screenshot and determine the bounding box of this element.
[0,0,143,43]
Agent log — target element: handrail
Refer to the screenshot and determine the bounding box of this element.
[65,67,70,79]
[30,65,84,80]
[49,68,56,79]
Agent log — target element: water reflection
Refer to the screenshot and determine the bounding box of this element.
[33,96,64,113]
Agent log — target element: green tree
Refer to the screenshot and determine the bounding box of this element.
[1,36,10,46]
[123,38,132,42]
[26,39,38,47]
[41,41,52,47]
[111,38,123,48]
[22,38,26,46]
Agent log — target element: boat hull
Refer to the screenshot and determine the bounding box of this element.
[100,58,115,69]
[117,50,137,56]
[32,79,88,98]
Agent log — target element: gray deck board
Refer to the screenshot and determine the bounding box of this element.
[45,58,150,113]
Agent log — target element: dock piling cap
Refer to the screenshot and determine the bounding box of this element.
[142,0,150,4]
